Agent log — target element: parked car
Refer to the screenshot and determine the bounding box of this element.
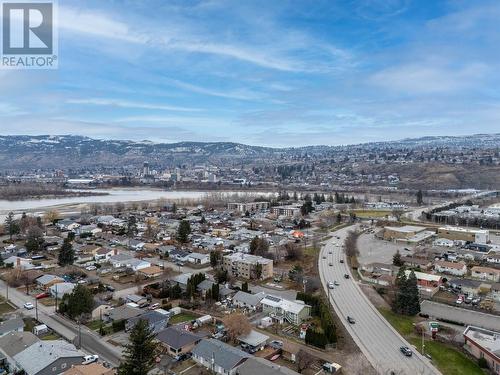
[400,346,413,357]
[149,303,160,310]
[82,355,99,365]
[105,285,115,292]
[35,292,49,299]
[23,302,34,310]
[85,265,97,271]
[174,353,192,362]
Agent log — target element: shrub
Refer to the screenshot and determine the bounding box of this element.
[477,357,488,368]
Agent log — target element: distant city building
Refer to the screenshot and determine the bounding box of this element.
[227,201,269,213]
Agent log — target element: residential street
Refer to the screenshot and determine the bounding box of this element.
[0,279,123,367]
[319,225,441,375]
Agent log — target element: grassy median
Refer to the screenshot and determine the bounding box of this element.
[379,308,484,375]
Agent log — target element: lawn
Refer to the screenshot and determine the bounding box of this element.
[0,302,15,315]
[169,312,197,325]
[379,308,484,375]
[41,333,60,340]
[86,320,103,331]
[351,209,392,218]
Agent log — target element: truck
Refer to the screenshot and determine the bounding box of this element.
[322,362,342,373]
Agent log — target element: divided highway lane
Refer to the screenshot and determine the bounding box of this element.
[319,226,440,375]
[0,280,122,367]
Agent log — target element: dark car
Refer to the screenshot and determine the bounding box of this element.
[328,263,333,266]
[339,259,344,263]
[400,346,413,357]
[105,285,115,292]
[174,353,192,362]
[344,274,350,279]
[347,316,356,324]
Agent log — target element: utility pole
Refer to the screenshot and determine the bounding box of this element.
[35,297,38,321]
[421,328,425,356]
[78,317,82,348]
[55,284,58,313]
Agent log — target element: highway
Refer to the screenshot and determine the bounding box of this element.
[0,280,123,367]
[319,225,440,375]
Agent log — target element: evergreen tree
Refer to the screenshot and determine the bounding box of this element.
[177,220,191,243]
[393,267,408,314]
[392,250,404,267]
[127,215,137,237]
[241,281,249,293]
[211,283,220,301]
[58,284,94,319]
[58,238,74,266]
[416,190,423,205]
[118,319,160,375]
[4,212,19,240]
[406,270,421,315]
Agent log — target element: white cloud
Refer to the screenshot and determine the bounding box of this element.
[66,98,201,112]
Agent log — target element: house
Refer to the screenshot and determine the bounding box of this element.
[49,282,76,299]
[128,239,145,251]
[463,326,500,374]
[109,253,132,268]
[138,265,163,278]
[237,330,269,352]
[36,274,64,290]
[94,248,117,262]
[236,357,301,375]
[63,363,115,375]
[156,326,203,357]
[171,273,193,291]
[433,260,467,276]
[448,279,491,297]
[13,340,85,375]
[169,248,191,262]
[486,252,500,265]
[4,256,33,269]
[261,295,311,325]
[192,339,250,375]
[91,304,112,320]
[57,219,80,231]
[471,266,500,282]
[187,252,210,265]
[491,283,500,302]
[126,294,148,305]
[127,258,151,272]
[232,291,266,310]
[105,304,143,322]
[0,332,40,374]
[196,280,234,301]
[404,270,442,292]
[222,253,273,280]
[400,256,433,271]
[76,225,102,237]
[126,311,169,334]
[0,317,24,338]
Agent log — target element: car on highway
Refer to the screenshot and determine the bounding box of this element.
[82,355,99,365]
[339,259,344,263]
[328,251,332,254]
[347,316,356,324]
[23,302,34,310]
[328,282,335,289]
[400,346,413,357]
[334,281,339,286]
[322,255,326,259]
[344,274,350,279]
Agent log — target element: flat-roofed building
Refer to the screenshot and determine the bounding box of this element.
[383,225,427,240]
[438,226,489,244]
[270,205,301,217]
[227,202,269,213]
[463,326,500,373]
[222,253,273,280]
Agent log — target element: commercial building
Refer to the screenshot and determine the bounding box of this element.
[383,225,432,243]
[222,253,273,280]
[463,326,500,374]
[438,226,489,244]
[227,202,270,213]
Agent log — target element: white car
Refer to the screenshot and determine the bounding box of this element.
[85,265,97,271]
[82,354,99,365]
[328,282,335,289]
[23,302,34,310]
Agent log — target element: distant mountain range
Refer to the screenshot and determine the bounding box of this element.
[0,133,499,172]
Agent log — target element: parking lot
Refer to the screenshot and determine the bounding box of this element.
[357,233,413,265]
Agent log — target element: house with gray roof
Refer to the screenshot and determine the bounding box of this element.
[235,357,300,375]
[0,317,24,337]
[126,311,169,334]
[232,291,266,310]
[13,339,84,375]
[105,304,143,322]
[0,331,40,373]
[192,339,250,375]
[156,326,203,356]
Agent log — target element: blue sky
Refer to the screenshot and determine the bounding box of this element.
[1,0,500,147]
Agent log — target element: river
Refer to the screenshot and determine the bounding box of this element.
[0,188,274,221]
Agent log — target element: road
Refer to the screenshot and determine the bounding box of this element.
[0,280,122,367]
[319,225,440,375]
[421,300,500,332]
